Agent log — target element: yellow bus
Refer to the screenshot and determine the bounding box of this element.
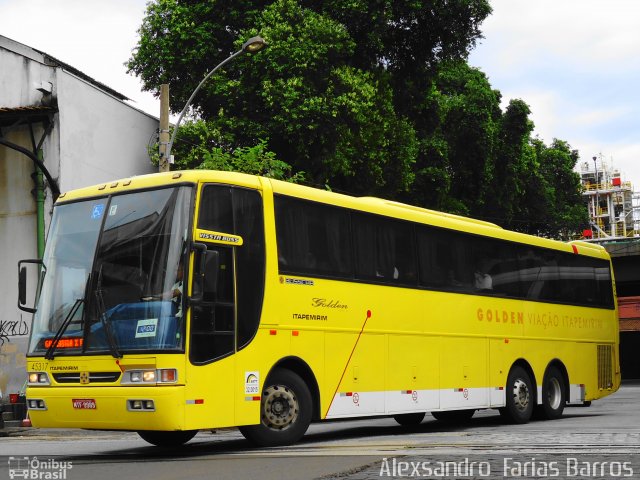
[20,170,620,447]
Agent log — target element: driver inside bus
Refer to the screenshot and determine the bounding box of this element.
[142,261,183,317]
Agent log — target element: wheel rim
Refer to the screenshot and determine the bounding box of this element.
[512,378,530,412]
[262,384,298,431]
[547,377,562,410]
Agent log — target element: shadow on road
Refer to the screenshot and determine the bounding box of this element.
[56,407,604,463]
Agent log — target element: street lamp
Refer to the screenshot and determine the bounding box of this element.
[163,35,267,165]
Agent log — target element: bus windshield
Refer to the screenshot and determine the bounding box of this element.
[28,186,192,357]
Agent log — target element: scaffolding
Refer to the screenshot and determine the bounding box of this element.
[580,156,640,241]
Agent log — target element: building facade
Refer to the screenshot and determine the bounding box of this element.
[0,35,157,400]
[579,156,640,379]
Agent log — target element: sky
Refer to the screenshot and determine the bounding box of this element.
[1,0,639,187]
[468,0,640,187]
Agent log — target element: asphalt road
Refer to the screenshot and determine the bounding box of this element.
[1,382,639,480]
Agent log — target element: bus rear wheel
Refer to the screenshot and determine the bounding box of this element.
[501,365,534,424]
[137,430,197,447]
[536,366,566,420]
[393,412,426,426]
[239,368,312,447]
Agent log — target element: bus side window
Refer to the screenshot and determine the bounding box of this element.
[353,214,416,285]
[275,195,352,279]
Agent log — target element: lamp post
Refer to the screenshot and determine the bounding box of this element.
[163,35,267,165]
[593,155,599,238]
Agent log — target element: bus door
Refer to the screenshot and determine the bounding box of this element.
[186,184,266,426]
[190,242,236,363]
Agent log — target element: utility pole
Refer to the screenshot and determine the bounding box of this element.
[159,84,170,172]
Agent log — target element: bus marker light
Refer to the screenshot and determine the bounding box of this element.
[160,369,177,383]
[505,338,510,344]
[186,399,205,405]
[269,330,277,335]
[292,331,299,336]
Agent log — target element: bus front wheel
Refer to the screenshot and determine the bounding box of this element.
[137,430,197,447]
[239,368,312,447]
[501,365,534,424]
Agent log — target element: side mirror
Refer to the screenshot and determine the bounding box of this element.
[190,244,219,304]
[18,259,43,313]
[19,266,27,306]
[203,250,220,295]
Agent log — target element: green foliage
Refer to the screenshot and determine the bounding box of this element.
[130,0,589,239]
[155,119,303,181]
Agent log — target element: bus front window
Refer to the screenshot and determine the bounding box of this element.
[28,186,193,357]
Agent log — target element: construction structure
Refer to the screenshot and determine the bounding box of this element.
[579,155,640,379]
[579,155,640,240]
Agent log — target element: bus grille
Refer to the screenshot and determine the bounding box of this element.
[53,372,121,384]
[597,345,613,389]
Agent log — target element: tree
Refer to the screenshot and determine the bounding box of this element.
[534,139,589,238]
[128,0,490,198]
[129,0,589,238]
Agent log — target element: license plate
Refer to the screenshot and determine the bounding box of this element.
[72,399,96,409]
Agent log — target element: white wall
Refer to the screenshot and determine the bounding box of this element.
[0,42,58,398]
[0,38,56,108]
[0,128,38,398]
[57,70,156,191]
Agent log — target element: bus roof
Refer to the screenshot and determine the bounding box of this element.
[56,170,609,260]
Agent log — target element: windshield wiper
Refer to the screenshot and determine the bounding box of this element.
[44,298,84,360]
[94,265,122,359]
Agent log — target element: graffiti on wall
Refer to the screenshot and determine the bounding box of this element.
[0,316,30,346]
[0,314,30,396]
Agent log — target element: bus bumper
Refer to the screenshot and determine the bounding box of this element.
[26,386,186,431]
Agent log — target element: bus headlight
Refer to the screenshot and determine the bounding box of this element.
[122,369,177,385]
[28,372,50,385]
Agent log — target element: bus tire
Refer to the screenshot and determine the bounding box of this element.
[502,365,534,424]
[537,366,566,420]
[393,412,426,426]
[137,430,197,447]
[431,409,475,423]
[239,368,312,447]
